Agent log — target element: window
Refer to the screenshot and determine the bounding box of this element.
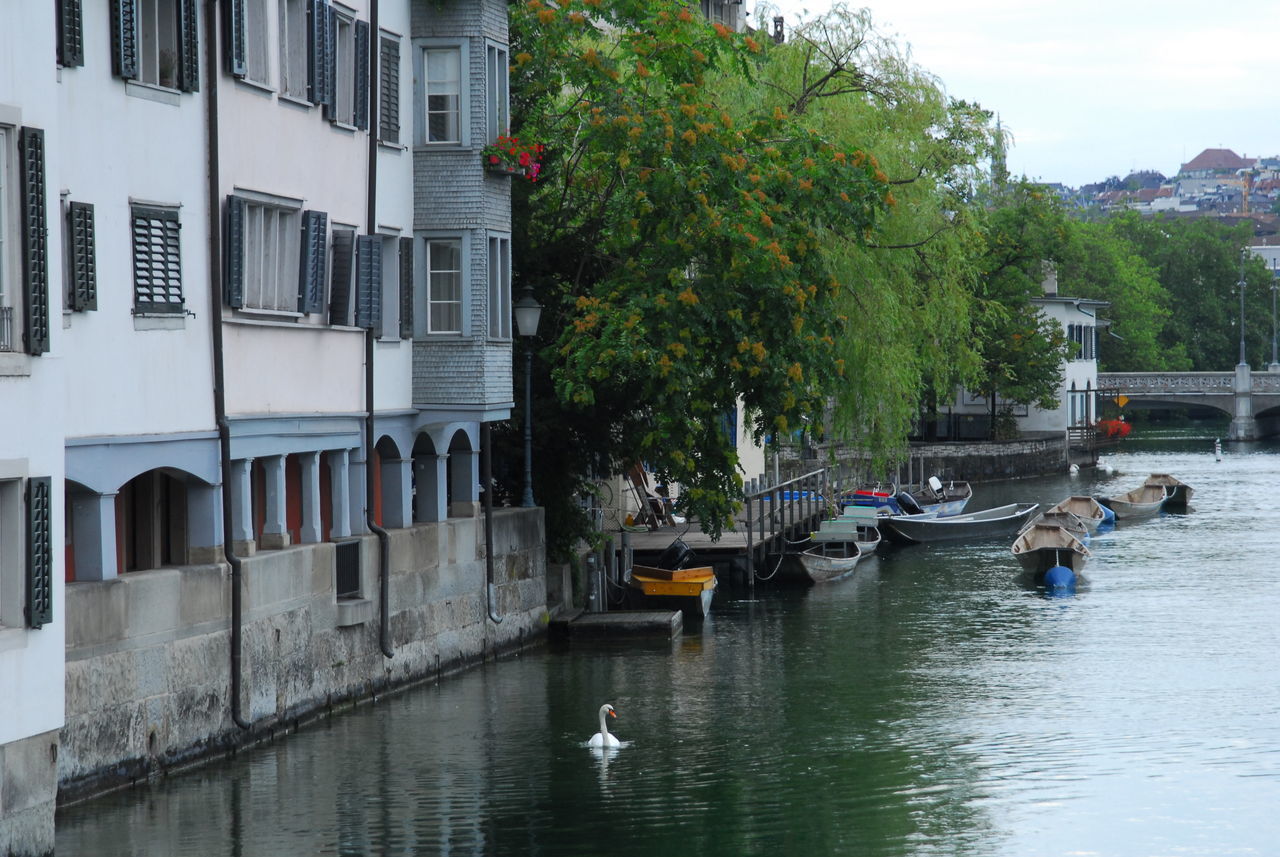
[333,12,355,123]
[378,35,400,144]
[1,126,51,357]
[329,226,356,325]
[244,0,270,84]
[242,201,302,311]
[0,127,10,352]
[131,205,184,313]
[485,43,508,143]
[423,48,461,143]
[0,474,53,630]
[378,236,399,339]
[425,239,462,334]
[112,0,199,90]
[487,235,510,339]
[279,0,308,99]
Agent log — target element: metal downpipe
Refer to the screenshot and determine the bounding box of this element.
[205,0,250,731]
[482,422,502,623]
[363,0,393,659]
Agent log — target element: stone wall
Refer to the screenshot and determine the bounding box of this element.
[0,730,58,857]
[777,434,1070,484]
[59,509,545,804]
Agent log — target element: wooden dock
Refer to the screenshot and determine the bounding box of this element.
[549,608,683,639]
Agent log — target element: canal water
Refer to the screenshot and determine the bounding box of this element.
[57,431,1280,856]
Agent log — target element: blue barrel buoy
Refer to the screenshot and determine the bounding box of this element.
[1099,504,1116,524]
[1043,565,1075,590]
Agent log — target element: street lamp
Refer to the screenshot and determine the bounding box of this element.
[514,286,543,507]
[1237,251,1247,367]
[1270,258,1279,371]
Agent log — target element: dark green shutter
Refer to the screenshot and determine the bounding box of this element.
[223,0,247,78]
[224,196,245,308]
[379,37,400,144]
[19,128,49,356]
[321,4,337,119]
[132,207,184,313]
[355,235,382,330]
[57,0,85,67]
[307,0,325,104]
[353,19,370,131]
[398,236,414,338]
[68,202,97,312]
[25,477,54,630]
[110,0,139,80]
[329,230,354,325]
[178,0,200,91]
[298,210,328,314]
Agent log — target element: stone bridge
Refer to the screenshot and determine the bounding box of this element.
[1099,370,1280,440]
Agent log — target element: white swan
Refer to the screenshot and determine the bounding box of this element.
[588,703,620,748]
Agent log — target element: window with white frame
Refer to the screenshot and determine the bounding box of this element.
[244,0,270,85]
[242,201,302,311]
[486,43,509,143]
[425,239,462,334]
[0,477,23,628]
[423,47,461,143]
[279,0,308,99]
[333,10,355,125]
[138,0,182,88]
[379,236,399,339]
[131,204,184,313]
[487,235,511,339]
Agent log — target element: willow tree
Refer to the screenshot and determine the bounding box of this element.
[731,5,993,455]
[508,0,896,541]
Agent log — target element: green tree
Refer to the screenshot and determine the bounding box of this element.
[508,0,895,544]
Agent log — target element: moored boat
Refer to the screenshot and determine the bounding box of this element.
[1143,473,1194,506]
[1096,484,1166,519]
[1018,510,1091,543]
[793,537,867,584]
[845,477,972,518]
[1010,523,1092,579]
[627,565,716,619]
[812,504,884,554]
[1045,495,1113,530]
[880,502,1040,545]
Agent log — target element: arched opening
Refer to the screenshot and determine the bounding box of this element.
[411,433,439,523]
[116,469,190,572]
[373,435,407,528]
[447,429,477,517]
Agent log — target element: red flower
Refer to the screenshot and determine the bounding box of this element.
[489,154,500,164]
[519,151,531,166]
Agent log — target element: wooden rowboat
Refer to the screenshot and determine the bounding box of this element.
[794,538,866,584]
[1011,523,1092,579]
[1096,484,1166,519]
[1045,495,1112,531]
[1143,473,1194,506]
[1018,510,1091,543]
[627,565,716,619]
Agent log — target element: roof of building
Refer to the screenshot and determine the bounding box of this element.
[1180,148,1256,174]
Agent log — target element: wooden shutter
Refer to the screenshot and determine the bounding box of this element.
[355,235,382,330]
[329,230,355,326]
[307,0,325,104]
[379,37,400,144]
[68,202,97,312]
[19,128,50,356]
[353,19,370,131]
[398,236,414,338]
[57,0,85,67]
[110,0,139,80]
[298,210,329,314]
[178,0,200,91]
[132,207,184,312]
[25,477,54,630]
[322,4,338,119]
[223,0,247,78]
[224,196,246,308]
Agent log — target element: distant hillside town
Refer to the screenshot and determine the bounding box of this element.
[1043,148,1280,247]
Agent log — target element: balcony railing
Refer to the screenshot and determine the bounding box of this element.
[0,306,13,352]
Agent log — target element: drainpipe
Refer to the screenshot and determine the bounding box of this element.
[364,0,394,659]
[482,422,502,623]
[205,0,251,730]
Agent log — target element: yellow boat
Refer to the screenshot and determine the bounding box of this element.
[626,565,716,619]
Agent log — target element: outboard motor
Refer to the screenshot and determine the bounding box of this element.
[656,538,695,571]
[895,491,924,516]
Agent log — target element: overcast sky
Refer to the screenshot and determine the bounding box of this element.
[758,1,1280,188]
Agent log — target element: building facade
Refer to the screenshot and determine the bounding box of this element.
[1,2,541,854]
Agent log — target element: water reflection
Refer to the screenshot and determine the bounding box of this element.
[58,432,1280,856]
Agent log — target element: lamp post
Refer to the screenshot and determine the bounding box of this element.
[1270,258,1279,371]
[1238,252,1247,367]
[514,287,543,507]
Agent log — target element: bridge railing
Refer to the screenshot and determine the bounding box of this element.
[1099,372,1234,394]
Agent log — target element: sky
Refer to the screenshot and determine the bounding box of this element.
[756,1,1280,188]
